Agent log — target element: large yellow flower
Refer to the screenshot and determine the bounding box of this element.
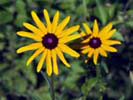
[16,9,80,76]
[81,20,121,64]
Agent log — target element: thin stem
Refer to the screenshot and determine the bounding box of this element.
[41,71,51,89]
[41,71,55,100]
[96,64,101,78]
[51,75,55,100]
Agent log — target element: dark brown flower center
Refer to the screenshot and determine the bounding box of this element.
[89,37,101,49]
[42,33,58,49]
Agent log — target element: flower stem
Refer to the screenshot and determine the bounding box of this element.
[96,64,101,78]
[41,71,55,100]
[50,74,55,100]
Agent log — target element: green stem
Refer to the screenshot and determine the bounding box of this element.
[50,75,55,100]
[96,64,101,78]
[41,71,55,100]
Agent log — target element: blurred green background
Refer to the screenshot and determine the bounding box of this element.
[0,0,133,100]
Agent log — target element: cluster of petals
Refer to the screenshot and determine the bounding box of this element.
[17,9,121,76]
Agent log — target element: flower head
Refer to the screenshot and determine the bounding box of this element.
[16,9,80,76]
[81,20,121,64]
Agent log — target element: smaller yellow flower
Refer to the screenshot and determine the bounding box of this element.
[16,9,80,76]
[81,20,121,64]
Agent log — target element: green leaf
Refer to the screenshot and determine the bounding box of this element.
[14,77,27,93]
[82,77,98,95]
[101,61,109,73]
[0,11,13,24]
[16,0,26,14]
[86,77,98,92]
[95,0,108,25]
[15,0,28,27]
[108,4,116,19]
[16,14,28,27]
[125,20,133,28]
[0,0,10,4]
[112,31,124,41]
[130,71,133,85]
[119,96,125,100]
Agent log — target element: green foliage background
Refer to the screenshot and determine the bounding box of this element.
[0,0,133,100]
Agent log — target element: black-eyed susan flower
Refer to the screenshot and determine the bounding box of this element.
[16,9,80,76]
[80,20,121,64]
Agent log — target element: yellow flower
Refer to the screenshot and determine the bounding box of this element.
[81,20,121,64]
[16,9,80,76]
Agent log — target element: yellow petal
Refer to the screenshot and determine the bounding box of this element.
[31,11,47,34]
[93,49,99,64]
[83,23,92,34]
[59,44,80,58]
[99,23,112,38]
[58,25,80,38]
[98,48,107,57]
[93,19,99,37]
[55,48,70,67]
[46,50,52,76]
[102,40,121,45]
[23,22,44,37]
[80,32,86,37]
[17,43,42,54]
[17,31,42,41]
[104,29,117,39]
[85,49,94,63]
[37,49,47,72]
[81,47,91,54]
[52,11,59,33]
[102,45,118,52]
[82,38,90,43]
[87,48,94,57]
[59,34,81,43]
[81,45,90,49]
[55,16,70,35]
[27,47,45,66]
[43,9,51,32]
[51,50,58,75]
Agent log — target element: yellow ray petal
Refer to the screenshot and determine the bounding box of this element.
[58,25,80,38]
[93,20,99,37]
[51,50,58,75]
[55,48,70,67]
[93,49,99,64]
[102,45,118,52]
[104,29,117,39]
[81,45,90,49]
[80,32,86,37]
[59,44,80,58]
[46,50,52,76]
[43,9,51,32]
[87,48,94,57]
[23,22,44,37]
[31,11,47,34]
[98,48,107,57]
[81,47,91,54]
[27,47,45,66]
[55,16,70,35]
[52,11,59,33]
[102,40,121,45]
[17,31,42,41]
[37,49,47,72]
[83,23,92,34]
[82,38,90,43]
[17,43,42,54]
[59,34,81,43]
[85,49,94,63]
[99,23,112,38]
